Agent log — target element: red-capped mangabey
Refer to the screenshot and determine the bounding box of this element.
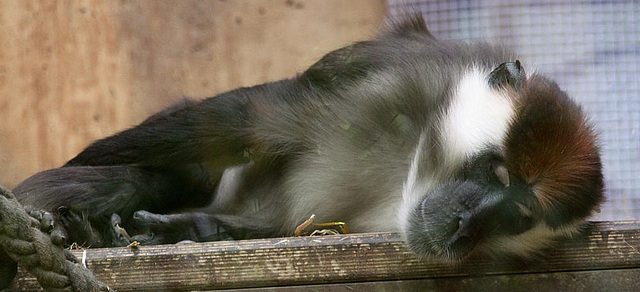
[14,15,603,262]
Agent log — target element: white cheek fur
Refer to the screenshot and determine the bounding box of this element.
[400,67,517,233]
[480,219,587,259]
[399,132,429,233]
[440,68,516,166]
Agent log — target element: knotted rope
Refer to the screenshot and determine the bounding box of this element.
[0,185,109,291]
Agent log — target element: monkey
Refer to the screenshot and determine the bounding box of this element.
[13,15,603,262]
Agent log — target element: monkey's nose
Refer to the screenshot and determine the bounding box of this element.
[445,213,480,254]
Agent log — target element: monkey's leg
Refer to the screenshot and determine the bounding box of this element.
[14,164,217,247]
[15,80,300,247]
[63,79,299,169]
[65,96,249,168]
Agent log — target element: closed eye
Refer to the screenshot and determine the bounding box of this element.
[491,161,510,187]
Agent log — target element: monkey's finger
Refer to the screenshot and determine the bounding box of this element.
[109,213,131,247]
[50,227,67,247]
[132,210,170,227]
[40,212,55,233]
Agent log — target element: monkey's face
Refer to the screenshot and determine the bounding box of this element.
[402,62,603,261]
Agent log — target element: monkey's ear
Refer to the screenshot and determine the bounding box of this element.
[488,60,526,91]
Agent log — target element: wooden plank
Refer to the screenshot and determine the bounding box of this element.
[11,221,640,291]
[223,268,640,292]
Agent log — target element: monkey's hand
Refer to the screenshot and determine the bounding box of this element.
[131,210,233,245]
[23,206,68,247]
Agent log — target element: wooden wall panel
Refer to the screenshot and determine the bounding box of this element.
[0,0,387,187]
[0,0,131,187]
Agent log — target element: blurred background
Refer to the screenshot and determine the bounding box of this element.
[0,1,637,220]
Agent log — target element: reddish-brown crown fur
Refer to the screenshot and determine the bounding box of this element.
[504,75,604,228]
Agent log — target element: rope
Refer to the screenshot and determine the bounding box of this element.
[0,185,109,291]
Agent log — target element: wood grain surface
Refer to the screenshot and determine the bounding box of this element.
[11,221,640,291]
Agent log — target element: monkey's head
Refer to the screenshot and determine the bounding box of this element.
[402,60,604,261]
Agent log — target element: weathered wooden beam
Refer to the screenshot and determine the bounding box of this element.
[12,221,640,291]
[224,268,640,292]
